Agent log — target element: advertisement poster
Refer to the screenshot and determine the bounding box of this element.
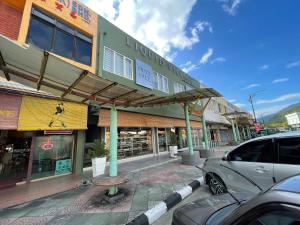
[18,96,87,131]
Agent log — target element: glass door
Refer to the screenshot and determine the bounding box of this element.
[0,131,32,188]
[158,128,167,152]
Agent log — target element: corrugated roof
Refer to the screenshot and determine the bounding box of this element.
[0,76,56,98]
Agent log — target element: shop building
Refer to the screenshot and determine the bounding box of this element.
[0,0,247,195]
[0,77,87,189]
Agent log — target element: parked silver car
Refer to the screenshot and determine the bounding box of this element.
[203,131,300,195]
[172,175,300,225]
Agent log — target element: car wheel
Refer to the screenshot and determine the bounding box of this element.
[208,175,227,195]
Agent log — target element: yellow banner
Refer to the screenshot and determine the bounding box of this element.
[18,96,87,131]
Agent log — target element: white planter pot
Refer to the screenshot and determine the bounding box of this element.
[169,146,178,158]
[92,157,106,177]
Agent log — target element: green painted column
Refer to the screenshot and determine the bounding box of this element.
[247,126,251,139]
[184,103,193,155]
[178,127,183,149]
[74,130,86,176]
[231,120,238,144]
[242,127,246,140]
[109,105,118,195]
[202,115,209,150]
[235,122,241,141]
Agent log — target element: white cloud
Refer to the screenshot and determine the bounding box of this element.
[181,61,199,73]
[228,99,236,103]
[211,57,226,64]
[242,83,260,90]
[235,103,246,108]
[286,60,300,69]
[256,102,297,116]
[256,93,300,104]
[181,48,214,73]
[272,77,289,84]
[199,48,214,64]
[84,0,118,20]
[221,0,242,16]
[85,0,212,60]
[260,64,269,70]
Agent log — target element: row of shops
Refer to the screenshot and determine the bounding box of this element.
[0,0,253,193]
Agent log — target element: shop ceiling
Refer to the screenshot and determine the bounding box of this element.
[0,35,221,107]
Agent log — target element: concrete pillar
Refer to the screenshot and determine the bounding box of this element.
[152,127,159,155]
[235,123,241,141]
[178,127,183,149]
[74,130,85,176]
[231,119,238,143]
[109,106,118,195]
[242,127,246,141]
[202,115,209,150]
[184,103,193,155]
[247,126,251,139]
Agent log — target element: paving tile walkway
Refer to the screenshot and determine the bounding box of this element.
[0,156,208,225]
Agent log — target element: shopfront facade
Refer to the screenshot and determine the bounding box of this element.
[86,108,202,163]
[0,90,87,189]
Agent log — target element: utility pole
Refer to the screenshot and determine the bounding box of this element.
[248,90,264,124]
[248,95,257,123]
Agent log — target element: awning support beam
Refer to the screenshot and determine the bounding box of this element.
[82,82,118,103]
[126,94,155,105]
[137,96,166,106]
[112,89,137,101]
[61,70,88,98]
[0,51,10,81]
[37,51,49,91]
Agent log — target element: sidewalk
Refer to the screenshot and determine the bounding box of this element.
[0,156,206,225]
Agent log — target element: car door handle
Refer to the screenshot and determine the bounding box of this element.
[255,166,270,173]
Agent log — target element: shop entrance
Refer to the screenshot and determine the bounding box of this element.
[158,128,168,152]
[0,131,32,188]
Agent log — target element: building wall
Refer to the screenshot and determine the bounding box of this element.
[97,16,202,120]
[0,1,23,40]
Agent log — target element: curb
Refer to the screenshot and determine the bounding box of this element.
[127,176,204,225]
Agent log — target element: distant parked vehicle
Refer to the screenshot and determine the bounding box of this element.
[203,131,300,195]
[172,175,300,225]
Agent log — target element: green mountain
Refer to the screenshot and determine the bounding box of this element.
[264,103,300,128]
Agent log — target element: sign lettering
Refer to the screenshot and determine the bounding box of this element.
[136,59,154,89]
[126,36,196,86]
[55,0,91,24]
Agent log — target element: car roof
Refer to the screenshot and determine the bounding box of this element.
[272,175,300,194]
[242,131,300,145]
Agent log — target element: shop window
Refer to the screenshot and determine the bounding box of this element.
[103,47,114,73]
[125,58,133,79]
[115,52,124,76]
[75,36,92,65]
[103,47,133,80]
[111,128,152,159]
[27,8,92,66]
[174,82,185,93]
[186,84,193,91]
[26,17,54,51]
[31,135,74,179]
[53,29,74,59]
[153,71,169,93]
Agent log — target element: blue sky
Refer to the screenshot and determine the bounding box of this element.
[83,0,300,117]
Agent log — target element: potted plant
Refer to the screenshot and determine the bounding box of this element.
[169,131,178,158]
[88,140,107,177]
